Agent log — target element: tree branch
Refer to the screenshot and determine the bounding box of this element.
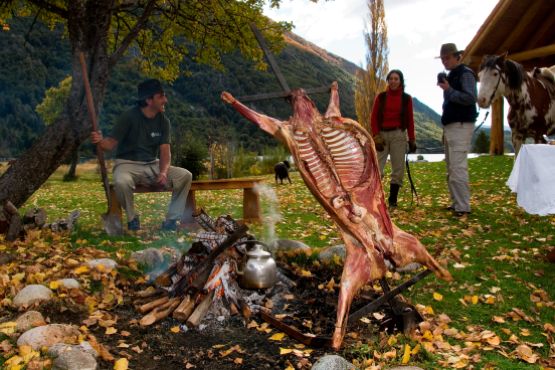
[27,0,68,18]
[109,0,157,67]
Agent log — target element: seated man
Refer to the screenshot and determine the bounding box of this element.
[91,79,192,231]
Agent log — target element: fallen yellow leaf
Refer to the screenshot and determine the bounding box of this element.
[113,358,128,370]
[401,344,411,364]
[280,348,294,355]
[433,292,443,301]
[269,332,286,341]
[105,327,117,335]
[170,326,180,333]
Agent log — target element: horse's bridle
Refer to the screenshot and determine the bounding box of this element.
[486,66,505,105]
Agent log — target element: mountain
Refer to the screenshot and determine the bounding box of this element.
[0,17,444,158]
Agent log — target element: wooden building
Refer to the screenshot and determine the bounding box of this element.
[462,0,555,154]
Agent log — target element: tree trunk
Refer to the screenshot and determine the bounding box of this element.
[64,148,80,181]
[0,0,114,208]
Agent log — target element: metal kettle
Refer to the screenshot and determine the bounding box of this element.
[237,241,277,289]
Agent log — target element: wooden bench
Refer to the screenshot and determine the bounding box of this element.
[108,177,265,225]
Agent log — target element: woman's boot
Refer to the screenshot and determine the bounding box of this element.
[388,183,400,208]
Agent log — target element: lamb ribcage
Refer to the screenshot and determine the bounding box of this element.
[294,130,337,198]
[293,123,365,199]
[320,125,365,190]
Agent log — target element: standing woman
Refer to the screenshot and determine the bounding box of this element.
[370,69,417,208]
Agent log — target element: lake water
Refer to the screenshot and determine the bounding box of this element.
[407,153,514,162]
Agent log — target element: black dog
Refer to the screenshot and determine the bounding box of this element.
[274,160,291,184]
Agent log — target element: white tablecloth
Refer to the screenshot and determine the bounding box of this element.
[506,144,555,215]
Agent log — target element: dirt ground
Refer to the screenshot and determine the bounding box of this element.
[35,263,381,370]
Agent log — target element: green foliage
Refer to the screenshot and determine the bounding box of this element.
[473,130,490,153]
[173,133,208,180]
[259,145,291,174]
[232,147,260,177]
[36,75,72,125]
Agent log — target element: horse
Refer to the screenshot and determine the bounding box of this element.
[477,54,555,155]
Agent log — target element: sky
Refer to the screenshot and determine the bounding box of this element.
[263,0,500,123]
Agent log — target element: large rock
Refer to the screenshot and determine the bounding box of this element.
[311,355,355,370]
[17,324,81,350]
[13,284,52,308]
[131,248,164,269]
[52,347,97,370]
[268,239,312,253]
[49,342,98,358]
[57,278,81,289]
[87,258,117,271]
[317,244,346,263]
[16,310,46,332]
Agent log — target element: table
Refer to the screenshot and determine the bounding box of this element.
[506,144,555,215]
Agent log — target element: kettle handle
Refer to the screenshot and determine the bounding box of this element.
[239,239,271,251]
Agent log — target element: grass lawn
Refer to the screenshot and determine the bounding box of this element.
[7,155,555,368]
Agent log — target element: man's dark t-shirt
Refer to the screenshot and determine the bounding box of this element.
[111,106,170,162]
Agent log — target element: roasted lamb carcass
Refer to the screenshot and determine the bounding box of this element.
[221,82,452,350]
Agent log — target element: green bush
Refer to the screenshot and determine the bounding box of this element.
[174,134,208,180]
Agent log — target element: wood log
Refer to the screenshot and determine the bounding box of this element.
[172,294,196,322]
[171,224,248,297]
[135,286,164,299]
[186,291,215,327]
[137,296,169,314]
[139,297,180,326]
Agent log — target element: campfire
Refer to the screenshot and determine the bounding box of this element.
[133,209,292,330]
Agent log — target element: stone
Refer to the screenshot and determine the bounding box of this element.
[131,248,164,269]
[16,310,46,332]
[57,278,80,289]
[49,342,98,358]
[268,239,312,252]
[13,284,53,308]
[311,355,356,370]
[87,258,117,271]
[317,244,346,263]
[52,348,97,370]
[17,324,81,350]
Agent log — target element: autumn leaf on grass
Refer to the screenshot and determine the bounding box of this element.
[269,332,286,341]
[105,327,117,335]
[433,292,443,301]
[280,347,294,355]
[401,344,411,364]
[514,344,539,363]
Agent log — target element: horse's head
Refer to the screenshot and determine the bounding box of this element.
[477,54,524,108]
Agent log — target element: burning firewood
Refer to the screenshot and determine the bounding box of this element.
[135,210,256,328]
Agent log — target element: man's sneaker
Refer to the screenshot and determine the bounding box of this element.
[161,219,177,231]
[127,217,140,231]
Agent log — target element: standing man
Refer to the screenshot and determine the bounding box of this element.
[437,43,478,217]
[91,79,192,231]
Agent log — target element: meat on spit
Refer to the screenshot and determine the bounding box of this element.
[221,82,452,350]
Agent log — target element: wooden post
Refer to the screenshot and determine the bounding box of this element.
[489,98,505,155]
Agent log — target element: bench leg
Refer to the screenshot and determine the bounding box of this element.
[182,190,196,224]
[243,188,261,222]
